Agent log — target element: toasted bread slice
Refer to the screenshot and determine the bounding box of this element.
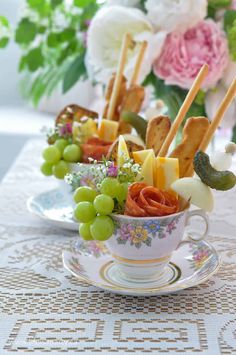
[169,117,210,178]
[103,74,127,121]
[146,115,171,155]
[106,136,144,164]
[119,84,145,134]
[56,104,98,126]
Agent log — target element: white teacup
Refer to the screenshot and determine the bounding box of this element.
[106,209,209,282]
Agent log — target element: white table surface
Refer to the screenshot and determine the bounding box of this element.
[0,139,236,355]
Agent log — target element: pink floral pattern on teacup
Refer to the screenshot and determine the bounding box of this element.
[114,215,181,249]
[190,243,211,270]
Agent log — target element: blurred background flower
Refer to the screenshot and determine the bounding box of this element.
[145,0,207,33]
[153,20,229,90]
[86,5,166,84]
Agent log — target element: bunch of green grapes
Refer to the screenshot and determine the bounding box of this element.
[74,178,128,241]
[41,138,82,179]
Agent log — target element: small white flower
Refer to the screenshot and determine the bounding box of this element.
[86,5,166,84]
[145,0,207,33]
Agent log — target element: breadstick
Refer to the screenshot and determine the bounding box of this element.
[199,77,236,152]
[130,41,148,86]
[158,64,209,157]
[107,33,132,120]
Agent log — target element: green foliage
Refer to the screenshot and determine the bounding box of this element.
[232,125,236,143]
[208,0,231,8]
[2,0,99,106]
[0,16,10,48]
[26,47,44,72]
[63,53,87,93]
[15,18,37,44]
[143,72,206,123]
[224,10,236,61]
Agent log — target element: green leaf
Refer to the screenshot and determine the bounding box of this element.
[74,0,91,7]
[51,0,63,7]
[27,0,51,16]
[232,125,236,143]
[0,16,9,28]
[47,32,60,47]
[224,10,236,31]
[59,28,76,42]
[18,56,27,72]
[38,26,47,34]
[208,0,231,9]
[26,47,44,72]
[57,40,78,64]
[15,18,37,45]
[0,37,9,48]
[63,53,86,93]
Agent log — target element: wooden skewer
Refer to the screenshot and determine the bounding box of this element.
[158,63,209,157]
[199,77,236,152]
[130,41,148,86]
[107,33,132,120]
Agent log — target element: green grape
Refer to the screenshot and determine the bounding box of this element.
[73,186,98,203]
[42,145,61,164]
[90,216,114,241]
[93,194,114,215]
[52,160,70,179]
[79,222,94,241]
[74,201,96,223]
[40,162,53,176]
[54,138,68,154]
[100,177,121,198]
[63,144,81,162]
[117,182,129,203]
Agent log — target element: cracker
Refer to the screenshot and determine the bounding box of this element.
[169,117,210,177]
[146,115,171,155]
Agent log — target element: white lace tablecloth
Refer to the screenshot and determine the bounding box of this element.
[0,139,236,355]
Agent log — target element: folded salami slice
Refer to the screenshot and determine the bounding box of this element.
[125,183,179,217]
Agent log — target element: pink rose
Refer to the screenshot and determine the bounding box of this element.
[153,20,229,90]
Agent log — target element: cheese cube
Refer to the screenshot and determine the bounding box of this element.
[141,150,155,186]
[155,157,179,194]
[117,135,130,167]
[98,119,119,142]
[133,149,154,165]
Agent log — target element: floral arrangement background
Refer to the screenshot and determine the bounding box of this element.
[1,0,236,141]
[86,0,236,142]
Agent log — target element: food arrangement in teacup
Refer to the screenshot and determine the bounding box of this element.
[40,34,148,183]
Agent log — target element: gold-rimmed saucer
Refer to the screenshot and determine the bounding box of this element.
[62,239,220,296]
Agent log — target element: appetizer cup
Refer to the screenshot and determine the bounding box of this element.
[106,209,209,282]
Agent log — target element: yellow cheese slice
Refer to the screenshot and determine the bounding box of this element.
[98,119,119,142]
[133,149,154,165]
[155,157,179,194]
[117,135,130,167]
[141,150,155,186]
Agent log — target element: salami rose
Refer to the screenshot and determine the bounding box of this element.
[125,182,179,217]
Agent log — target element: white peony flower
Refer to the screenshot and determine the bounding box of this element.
[86,6,166,84]
[145,0,207,33]
[106,0,141,7]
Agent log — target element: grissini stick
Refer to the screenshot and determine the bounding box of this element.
[107,33,132,120]
[158,63,209,157]
[184,77,236,177]
[130,40,148,86]
[199,77,236,152]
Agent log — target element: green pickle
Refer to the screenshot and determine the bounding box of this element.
[194,151,236,191]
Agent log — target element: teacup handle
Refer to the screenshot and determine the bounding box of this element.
[177,209,209,249]
[185,209,209,241]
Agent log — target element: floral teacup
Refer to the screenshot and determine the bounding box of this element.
[106,209,209,282]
